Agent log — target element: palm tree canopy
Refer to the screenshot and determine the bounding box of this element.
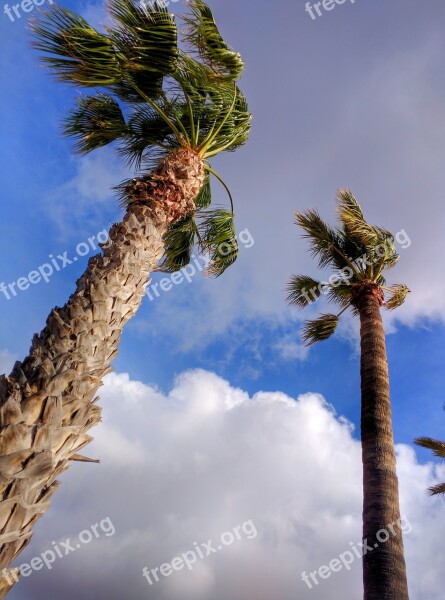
[286,189,410,345]
[31,0,251,277]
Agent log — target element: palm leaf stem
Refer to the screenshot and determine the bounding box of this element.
[181,85,197,146]
[329,243,362,278]
[204,164,234,212]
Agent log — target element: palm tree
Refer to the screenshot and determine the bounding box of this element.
[286,190,410,600]
[415,431,445,495]
[0,1,250,594]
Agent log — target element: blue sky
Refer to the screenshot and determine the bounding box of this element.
[1,0,445,598]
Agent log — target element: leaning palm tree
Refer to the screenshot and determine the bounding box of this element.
[415,432,445,496]
[0,0,250,595]
[286,190,410,600]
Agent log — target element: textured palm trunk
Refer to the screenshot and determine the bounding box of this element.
[0,148,204,597]
[354,282,409,600]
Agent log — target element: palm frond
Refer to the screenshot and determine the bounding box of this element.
[158,214,197,273]
[384,284,410,310]
[204,86,251,154]
[336,188,381,248]
[174,53,215,101]
[326,284,353,309]
[183,0,244,81]
[119,103,177,168]
[415,437,445,459]
[301,314,339,346]
[382,251,400,270]
[416,434,445,495]
[31,5,121,87]
[165,55,251,154]
[286,275,322,308]
[198,208,238,277]
[195,172,212,208]
[63,93,127,153]
[428,483,445,496]
[107,0,178,101]
[295,210,345,270]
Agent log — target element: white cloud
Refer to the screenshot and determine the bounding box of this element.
[274,334,310,361]
[45,148,128,242]
[0,349,16,376]
[11,370,445,600]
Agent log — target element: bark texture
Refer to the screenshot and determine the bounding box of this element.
[353,281,409,600]
[0,149,204,596]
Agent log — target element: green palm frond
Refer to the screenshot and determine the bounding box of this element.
[107,0,178,102]
[295,210,345,270]
[174,56,250,150]
[286,275,322,308]
[119,103,177,168]
[63,93,127,153]
[384,284,410,310]
[415,437,445,459]
[195,173,212,208]
[302,314,340,346]
[159,214,197,273]
[336,189,364,220]
[326,283,353,309]
[31,5,122,86]
[204,87,251,156]
[173,54,217,109]
[183,0,244,81]
[337,189,381,248]
[198,208,238,277]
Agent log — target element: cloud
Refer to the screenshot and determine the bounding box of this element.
[127,28,445,354]
[274,334,309,361]
[10,370,445,600]
[45,148,128,243]
[0,349,16,376]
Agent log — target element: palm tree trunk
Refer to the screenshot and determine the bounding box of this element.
[355,282,409,600]
[0,148,204,596]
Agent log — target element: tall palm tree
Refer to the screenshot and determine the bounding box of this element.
[286,190,410,600]
[0,1,250,594]
[415,431,445,496]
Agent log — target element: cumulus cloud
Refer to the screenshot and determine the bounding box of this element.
[10,370,445,600]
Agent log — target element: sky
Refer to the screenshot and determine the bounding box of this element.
[1,0,445,598]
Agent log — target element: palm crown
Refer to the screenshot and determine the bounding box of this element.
[31,0,251,276]
[286,189,410,345]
